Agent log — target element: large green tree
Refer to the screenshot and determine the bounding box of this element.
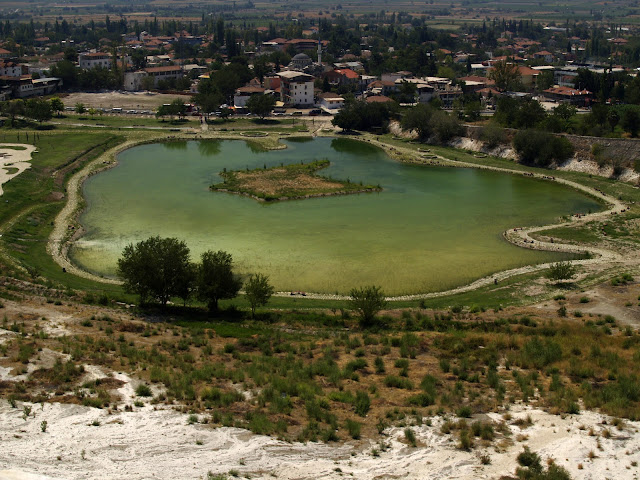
[2,99,25,124]
[196,250,242,311]
[246,94,276,119]
[49,97,64,117]
[489,60,521,92]
[244,273,274,318]
[25,98,52,123]
[117,236,194,306]
[401,103,435,140]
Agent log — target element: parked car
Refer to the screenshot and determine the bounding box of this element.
[309,109,322,116]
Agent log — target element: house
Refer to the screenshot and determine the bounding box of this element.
[234,86,266,107]
[335,68,359,84]
[458,75,495,93]
[79,52,112,70]
[0,48,13,59]
[0,76,62,98]
[543,86,592,106]
[365,95,395,104]
[393,78,435,103]
[368,80,398,96]
[381,71,412,83]
[277,71,314,106]
[123,65,184,91]
[317,92,344,110]
[533,50,554,63]
[0,61,24,78]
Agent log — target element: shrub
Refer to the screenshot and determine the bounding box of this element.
[458,429,473,450]
[354,391,371,417]
[521,338,563,369]
[546,261,577,282]
[349,285,388,328]
[345,419,361,439]
[408,392,435,407]
[384,375,413,389]
[479,123,507,148]
[135,384,152,397]
[457,406,472,418]
[513,130,574,167]
[374,356,385,374]
[404,428,417,447]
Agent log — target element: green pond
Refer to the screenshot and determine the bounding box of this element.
[71,138,601,295]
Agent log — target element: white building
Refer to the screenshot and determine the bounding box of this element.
[79,52,112,70]
[0,61,23,77]
[317,92,344,110]
[124,66,184,91]
[277,71,314,106]
[234,86,266,107]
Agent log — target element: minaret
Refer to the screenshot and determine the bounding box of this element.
[317,40,322,65]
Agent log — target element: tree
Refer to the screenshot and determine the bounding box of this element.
[349,285,387,328]
[513,130,574,167]
[117,236,194,306]
[192,77,224,115]
[401,103,434,140]
[553,103,576,121]
[2,99,25,124]
[49,97,64,117]
[75,103,86,114]
[141,75,154,92]
[536,70,554,91]
[431,110,463,143]
[246,94,276,119]
[622,107,640,137]
[244,273,274,318]
[25,98,52,123]
[489,60,521,91]
[169,98,187,119]
[545,261,577,282]
[196,250,242,311]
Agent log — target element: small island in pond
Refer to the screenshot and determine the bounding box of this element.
[210,159,382,202]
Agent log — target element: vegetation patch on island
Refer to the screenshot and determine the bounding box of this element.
[210,159,382,202]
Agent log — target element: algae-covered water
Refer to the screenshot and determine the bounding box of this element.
[71,138,601,295]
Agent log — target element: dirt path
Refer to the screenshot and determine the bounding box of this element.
[46,138,154,284]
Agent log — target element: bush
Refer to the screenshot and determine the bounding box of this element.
[135,384,153,397]
[513,130,574,167]
[349,285,388,328]
[354,391,371,417]
[345,419,361,439]
[408,392,435,407]
[384,375,413,389]
[479,123,506,148]
[457,406,472,418]
[521,337,563,369]
[546,261,577,282]
[404,427,417,447]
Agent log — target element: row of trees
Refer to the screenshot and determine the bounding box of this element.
[332,99,398,132]
[117,237,393,324]
[494,95,640,138]
[117,236,273,316]
[0,96,64,124]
